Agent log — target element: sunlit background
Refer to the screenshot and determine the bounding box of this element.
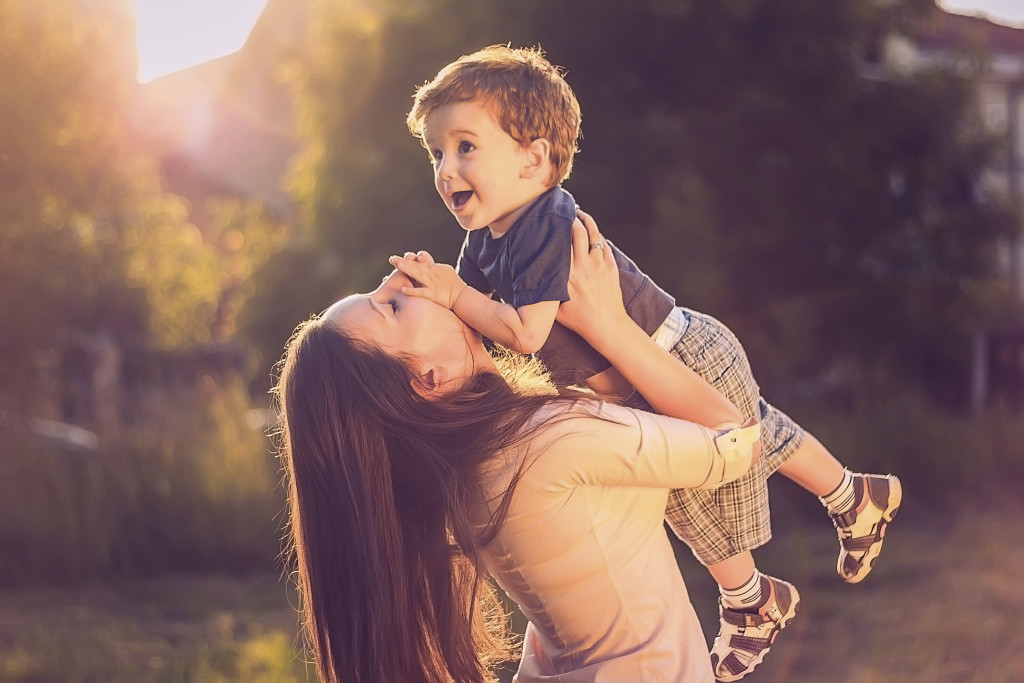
[132,2,1024,85]
[135,0,269,82]
[939,0,1024,26]
[2,0,1024,681]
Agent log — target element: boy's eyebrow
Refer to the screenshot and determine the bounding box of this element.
[428,128,479,141]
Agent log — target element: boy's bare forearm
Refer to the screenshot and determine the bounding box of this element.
[388,253,555,353]
[452,287,530,352]
[452,289,554,354]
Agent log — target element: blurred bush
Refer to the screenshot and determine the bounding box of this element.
[3,371,1022,589]
[0,381,283,587]
[791,386,1024,504]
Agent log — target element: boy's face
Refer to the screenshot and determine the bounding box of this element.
[422,100,541,236]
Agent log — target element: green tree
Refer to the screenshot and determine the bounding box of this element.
[0,0,224,412]
[245,0,519,377]
[523,0,1013,404]
[262,0,1012,407]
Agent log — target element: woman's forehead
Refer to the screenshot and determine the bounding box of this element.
[323,294,364,327]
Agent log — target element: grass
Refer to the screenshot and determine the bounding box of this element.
[0,575,308,683]
[678,479,1024,683]
[1,491,1022,682]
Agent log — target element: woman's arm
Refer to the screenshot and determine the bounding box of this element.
[532,402,757,491]
[556,211,744,429]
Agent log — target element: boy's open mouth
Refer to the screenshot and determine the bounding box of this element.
[452,190,473,210]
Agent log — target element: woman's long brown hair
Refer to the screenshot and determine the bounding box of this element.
[275,317,574,683]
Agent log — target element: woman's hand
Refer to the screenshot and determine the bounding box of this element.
[388,250,467,310]
[557,210,631,341]
[560,209,746,429]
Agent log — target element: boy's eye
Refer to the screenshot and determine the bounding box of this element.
[457,141,474,154]
[430,149,442,163]
[388,299,399,313]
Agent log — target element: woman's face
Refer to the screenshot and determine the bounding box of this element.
[324,268,493,388]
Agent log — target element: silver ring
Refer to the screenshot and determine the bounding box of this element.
[589,241,605,251]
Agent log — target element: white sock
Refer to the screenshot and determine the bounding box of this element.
[821,469,857,515]
[720,571,762,610]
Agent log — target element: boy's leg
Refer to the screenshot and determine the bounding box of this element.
[656,308,805,560]
[708,553,800,682]
[635,308,803,680]
[776,433,903,583]
[777,436,902,582]
[707,552,758,589]
[670,306,903,584]
[775,432,845,494]
[624,401,797,680]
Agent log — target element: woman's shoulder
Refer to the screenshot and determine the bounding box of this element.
[524,398,641,444]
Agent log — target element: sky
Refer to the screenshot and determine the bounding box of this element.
[939,0,1024,26]
[133,1,1024,84]
[134,0,269,83]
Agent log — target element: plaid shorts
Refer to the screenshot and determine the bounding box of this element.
[628,307,805,566]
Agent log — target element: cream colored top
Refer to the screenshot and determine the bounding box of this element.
[478,401,727,683]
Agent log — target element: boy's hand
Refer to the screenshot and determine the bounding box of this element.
[388,251,468,310]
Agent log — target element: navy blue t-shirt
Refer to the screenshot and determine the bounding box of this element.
[457,186,675,386]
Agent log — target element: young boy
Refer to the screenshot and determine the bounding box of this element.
[395,45,901,681]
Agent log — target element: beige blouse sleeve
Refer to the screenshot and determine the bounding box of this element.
[525,401,758,491]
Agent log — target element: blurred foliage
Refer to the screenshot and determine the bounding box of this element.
[0,0,1021,588]
[0,0,284,412]
[203,196,291,347]
[244,0,1017,408]
[2,0,1010,410]
[0,0,215,409]
[0,380,283,587]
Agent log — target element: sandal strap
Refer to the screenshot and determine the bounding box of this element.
[729,633,772,654]
[721,607,772,628]
[831,508,858,528]
[842,531,883,552]
[719,652,751,677]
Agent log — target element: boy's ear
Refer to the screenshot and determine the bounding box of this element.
[520,138,552,181]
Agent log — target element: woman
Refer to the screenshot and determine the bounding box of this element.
[276,213,759,683]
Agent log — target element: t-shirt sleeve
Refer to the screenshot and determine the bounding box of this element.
[456,232,492,295]
[526,402,717,491]
[507,211,571,308]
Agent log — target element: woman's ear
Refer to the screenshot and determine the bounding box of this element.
[413,364,451,398]
[520,138,552,181]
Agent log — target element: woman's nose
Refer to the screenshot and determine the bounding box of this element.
[382,269,411,291]
[377,269,401,291]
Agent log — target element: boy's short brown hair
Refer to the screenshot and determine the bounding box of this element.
[407,45,582,185]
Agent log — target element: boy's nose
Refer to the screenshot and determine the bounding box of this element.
[437,158,456,181]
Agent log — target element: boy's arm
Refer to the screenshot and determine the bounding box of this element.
[389,253,559,354]
[453,286,558,354]
[557,214,743,428]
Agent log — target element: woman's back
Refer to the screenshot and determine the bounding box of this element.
[477,401,716,682]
